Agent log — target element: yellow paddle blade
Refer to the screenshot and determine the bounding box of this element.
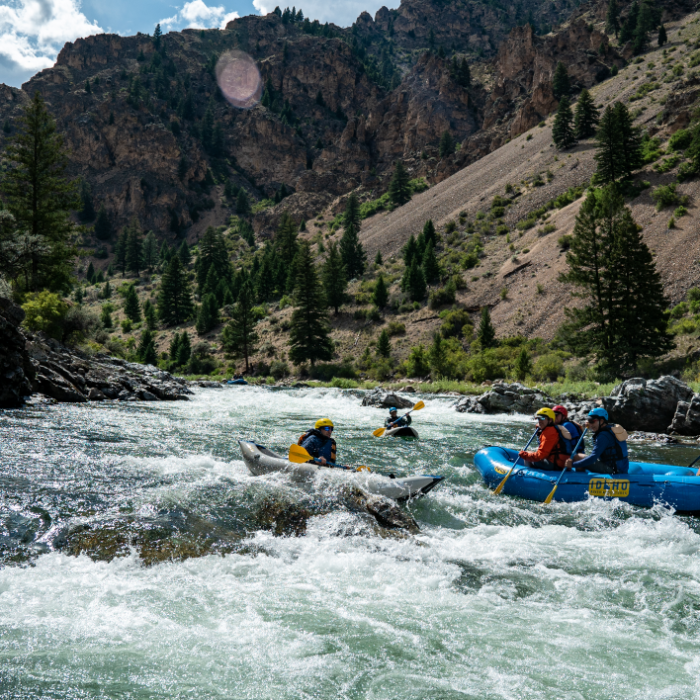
[413,400,425,411]
[372,427,386,438]
[543,485,557,504]
[356,465,371,472]
[493,469,513,495]
[288,444,313,463]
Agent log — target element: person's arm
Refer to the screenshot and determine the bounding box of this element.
[302,436,327,464]
[405,415,412,426]
[572,432,607,470]
[520,429,555,462]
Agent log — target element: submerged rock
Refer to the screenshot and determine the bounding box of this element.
[362,388,414,409]
[340,486,420,535]
[255,499,312,537]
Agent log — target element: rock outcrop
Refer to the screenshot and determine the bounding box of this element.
[362,388,414,409]
[455,381,552,414]
[0,298,33,408]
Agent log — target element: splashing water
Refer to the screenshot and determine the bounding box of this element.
[1,387,700,699]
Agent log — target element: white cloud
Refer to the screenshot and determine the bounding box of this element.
[0,0,103,87]
[252,0,400,27]
[161,1,239,31]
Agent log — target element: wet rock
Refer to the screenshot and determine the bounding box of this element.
[362,388,414,409]
[255,499,311,537]
[341,486,419,534]
[601,376,693,434]
[87,387,107,400]
[670,395,700,436]
[194,380,223,388]
[455,382,553,415]
[400,385,416,393]
[0,297,33,408]
[33,366,86,403]
[627,431,679,444]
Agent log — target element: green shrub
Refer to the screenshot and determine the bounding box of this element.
[440,308,472,339]
[428,279,457,309]
[386,321,406,336]
[516,214,537,231]
[558,235,572,250]
[670,128,693,151]
[406,345,430,377]
[330,377,359,388]
[651,184,687,210]
[278,295,293,309]
[21,291,69,339]
[270,360,290,380]
[671,301,688,319]
[532,353,565,381]
[671,318,697,335]
[688,287,700,302]
[674,205,689,218]
[491,206,505,218]
[121,319,132,333]
[308,362,357,381]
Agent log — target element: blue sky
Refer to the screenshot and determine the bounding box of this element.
[0,0,398,88]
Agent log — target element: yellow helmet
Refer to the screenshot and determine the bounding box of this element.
[535,408,556,422]
[315,418,334,430]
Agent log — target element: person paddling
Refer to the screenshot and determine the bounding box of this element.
[553,404,585,453]
[385,407,412,430]
[518,408,571,470]
[298,418,337,465]
[565,408,629,474]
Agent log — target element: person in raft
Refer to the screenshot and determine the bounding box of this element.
[565,407,629,474]
[385,407,412,429]
[519,407,572,470]
[552,404,586,453]
[298,418,337,465]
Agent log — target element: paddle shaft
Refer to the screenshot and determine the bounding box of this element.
[493,430,538,495]
[543,428,588,504]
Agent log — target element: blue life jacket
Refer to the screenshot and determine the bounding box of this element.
[563,420,585,453]
[596,424,629,474]
[299,429,336,463]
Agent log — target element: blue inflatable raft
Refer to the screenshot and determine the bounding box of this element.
[227,379,248,385]
[474,446,700,513]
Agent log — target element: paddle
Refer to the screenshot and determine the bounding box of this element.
[493,429,538,495]
[288,443,370,472]
[543,428,588,504]
[688,454,700,476]
[372,401,425,438]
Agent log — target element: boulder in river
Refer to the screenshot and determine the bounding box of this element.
[0,297,33,408]
[601,376,693,434]
[669,394,700,436]
[455,382,553,415]
[362,388,414,409]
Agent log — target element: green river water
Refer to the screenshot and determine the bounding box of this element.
[1,386,700,699]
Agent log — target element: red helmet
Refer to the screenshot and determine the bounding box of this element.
[552,405,568,419]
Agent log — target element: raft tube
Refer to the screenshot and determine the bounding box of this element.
[227,378,248,385]
[474,446,700,513]
[239,441,443,501]
[383,426,419,439]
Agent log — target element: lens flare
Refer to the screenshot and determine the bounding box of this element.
[216,50,262,109]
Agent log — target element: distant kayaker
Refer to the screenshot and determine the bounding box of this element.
[298,418,337,465]
[552,404,585,453]
[385,407,412,430]
[518,407,571,470]
[565,408,629,474]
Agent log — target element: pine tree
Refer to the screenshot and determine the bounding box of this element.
[153,23,162,48]
[1,91,79,293]
[102,280,112,299]
[196,293,219,335]
[93,205,112,240]
[158,255,194,326]
[377,329,391,358]
[619,0,639,44]
[96,269,104,284]
[389,161,412,206]
[322,241,347,315]
[339,196,366,279]
[403,234,419,270]
[144,299,157,330]
[100,304,113,329]
[477,307,497,348]
[552,62,570,100]
[514,347,532,380]
[658,25,667,46]
[137,329,157,365]
[422,240,440,284]
[159,240,171,266]
[375,250,383,266]
[115,229,128,274]
[605,0,620,37]
[429,332,448,377]
[552,96,577,150]
[125,220,142,276]
[594,105,623,185]
[169,332,182,362]
[288,242,333,366]
[459,58,471,88]
[559,186,673,373]
[343,192,362,232]
[439,131,455,158]
[176,331,191,367]
[614,102,643,178]
[222,281,259,372]
[79,179,96,222]
[372,274,388,308]
[86,261,95,284]
[423,219,437,248]
[236,189,251,216]
[142,231,158,270]
[123,284,141,322]
[574,89,600,139]
[633,0,660,55]
[196,226,230,291]
[406,258,426,302]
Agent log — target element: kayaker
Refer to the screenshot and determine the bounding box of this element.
[565,407,629,474]
[553,404,585,453]
[298,418,337,465]
[519,408,571,470]
[385,407,412,429]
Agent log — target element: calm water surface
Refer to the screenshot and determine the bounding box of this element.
[1,387,700,699]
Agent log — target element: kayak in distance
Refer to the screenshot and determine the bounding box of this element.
[383,426,419,439]
[474,446,700,513]
[227,378,248,385]
[239,441,443,501]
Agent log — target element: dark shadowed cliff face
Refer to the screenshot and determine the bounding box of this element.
[0,0,616,244]
[0,298,33,408]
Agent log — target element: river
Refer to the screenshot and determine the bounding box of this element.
[1,386,700,699]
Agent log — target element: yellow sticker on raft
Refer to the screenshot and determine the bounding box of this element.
[494,465,509,475]
[589,478,630,498]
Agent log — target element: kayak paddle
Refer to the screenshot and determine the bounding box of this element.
[372,401,425,437]
[288,443,370,472]
[543,428,588,504]
[493,429,538,495]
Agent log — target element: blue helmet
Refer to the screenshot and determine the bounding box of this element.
[389,407,398,412]
[588,407,609,420]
